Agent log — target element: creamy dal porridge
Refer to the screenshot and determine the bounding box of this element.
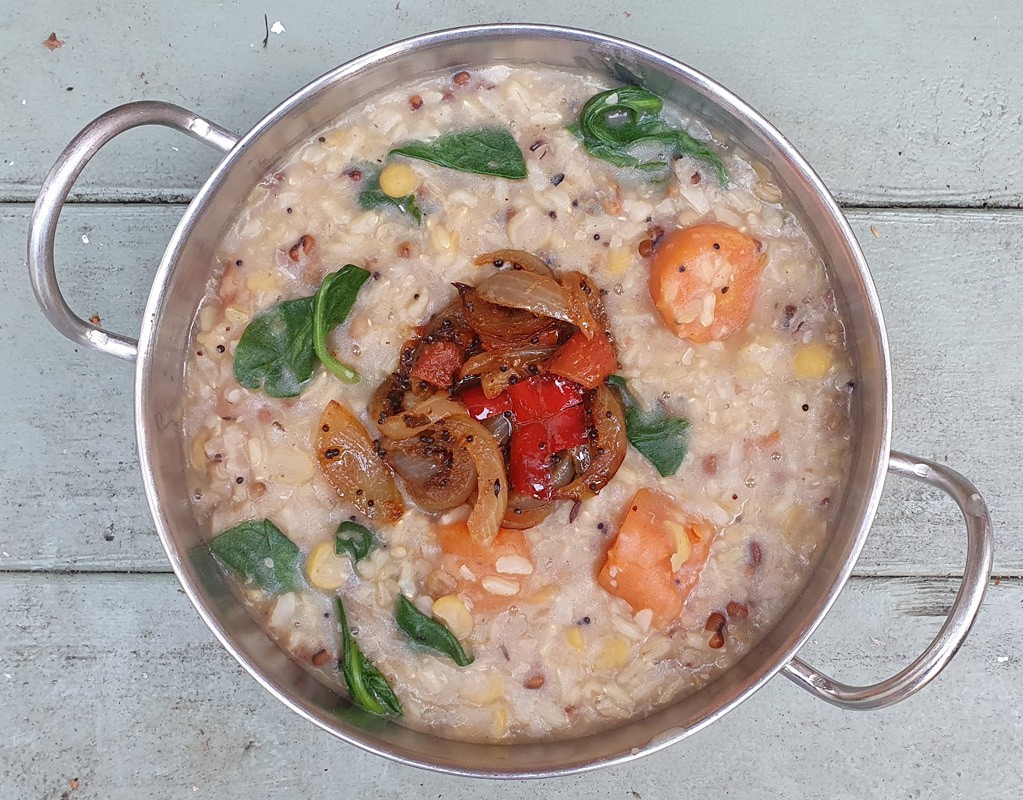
[182,64,853,742]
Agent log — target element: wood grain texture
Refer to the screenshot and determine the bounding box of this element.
[3,205,1016,574]
[0,572,1017,799]
[2,0,1022,206]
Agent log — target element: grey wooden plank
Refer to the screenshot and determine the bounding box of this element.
[2,204,1018,574]
[0,572,1017,799]
[3,1,1022,206]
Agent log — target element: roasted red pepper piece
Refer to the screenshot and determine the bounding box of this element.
[459,384,513,421]
[411,341,464,389]
[461,375,588,500]
[509,421,552,500]
[546,403,588,451]
[546,330,616,389]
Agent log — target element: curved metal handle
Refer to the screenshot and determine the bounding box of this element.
[28,101,239,362]
[783,450,994,710]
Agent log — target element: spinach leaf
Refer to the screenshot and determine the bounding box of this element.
[313,265,371,383]
[358,168,423,224]
[210,519,301,595]
[233,296,316,398]
[334,520,376,564]
[609,376,691,477]
[571,87,728,186]
[336,597,402,715]
[395,595,474,667]
[390,128,527,180]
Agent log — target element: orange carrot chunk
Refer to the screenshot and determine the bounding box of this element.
[436,521,533,614]
[597,488,715,628]
[649,222,765,343]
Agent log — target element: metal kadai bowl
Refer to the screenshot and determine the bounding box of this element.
[28,24,993,778]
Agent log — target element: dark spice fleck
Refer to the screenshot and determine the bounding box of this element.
[678,265,687,273]
[721,286,729,294]
[235,259,243,267]
[551,172,565,186]
[529,140,544,152]
[593,233,600,241]
[713,242,720,250]
[286,207,293,214]
[236,477,244,484]
[801,403,810,412]
[216,344,225,353]
[493,478,502,497]
[324,448,340,460]
[569,499,582,523]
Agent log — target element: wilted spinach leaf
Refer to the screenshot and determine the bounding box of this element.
[395,595,473,667]
[233,296,316,398]
[571,87,728,185]
[336,597,402,716]
[390,128,527,179]
[313,265,371,383]
[609,375,691,477]
[210,519,301,595]
[334,520,376,564]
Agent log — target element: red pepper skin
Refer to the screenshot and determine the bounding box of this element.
[546,330,616,389]
[509,421,552,499]
[460,384,512,421]
[546,403,587,451]
[461,375,587,500]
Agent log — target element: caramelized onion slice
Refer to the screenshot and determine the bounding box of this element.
[457,284,557,346]
[474,249,556,277]
[459,345,557,399]
[383,428,477,513]
[502,491,555,529]
[378,395,507,541]
[556,385,627,501]
[476,270,579,326]
[559,270,600,340]
[316,400,404,523]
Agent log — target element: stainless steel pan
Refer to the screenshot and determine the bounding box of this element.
[27,24,993,777]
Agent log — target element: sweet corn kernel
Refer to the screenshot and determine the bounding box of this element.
[566,627,585,651]
[305,541,350,591]
[595,635,630,670]
[432,594,473,639]
[379,163,419,198]
[607,247,632,276]
[793,343,832,379]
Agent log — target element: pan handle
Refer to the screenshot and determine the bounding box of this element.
[782,450,993,710]
[27,101,239,363]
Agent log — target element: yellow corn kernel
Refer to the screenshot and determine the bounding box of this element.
[793,343,832,379]
[305,541,350,591]
[595,635,630,670]
[432,594,473,639]
[606,247,632,276]
[379,163,419,198]
[566,627,585,652]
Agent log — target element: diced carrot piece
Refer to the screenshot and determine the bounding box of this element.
[649,222,765,343]
[597,488,715,628]
[436,522,533,614]
[546,329,617,389]
[410,341,463,388]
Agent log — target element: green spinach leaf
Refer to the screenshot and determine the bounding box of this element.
[336,597,402,715]
[395,595,474,667]
[390,128,527,179]
[609,375,691,477]
[210,519,301,595]
[334,520,376,564]
[571,87,728,186]
[358,168,423,224]
[233,296,316,398]
[313,265,371,383]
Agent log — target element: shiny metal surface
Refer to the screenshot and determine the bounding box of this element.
[27,101,238,362]
[29,24,993,777]
[782,450,994,709]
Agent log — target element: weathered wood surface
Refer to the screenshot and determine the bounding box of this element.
[0,573,1018,799]
[2,205,1017,574]
[3,1,1023,206]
